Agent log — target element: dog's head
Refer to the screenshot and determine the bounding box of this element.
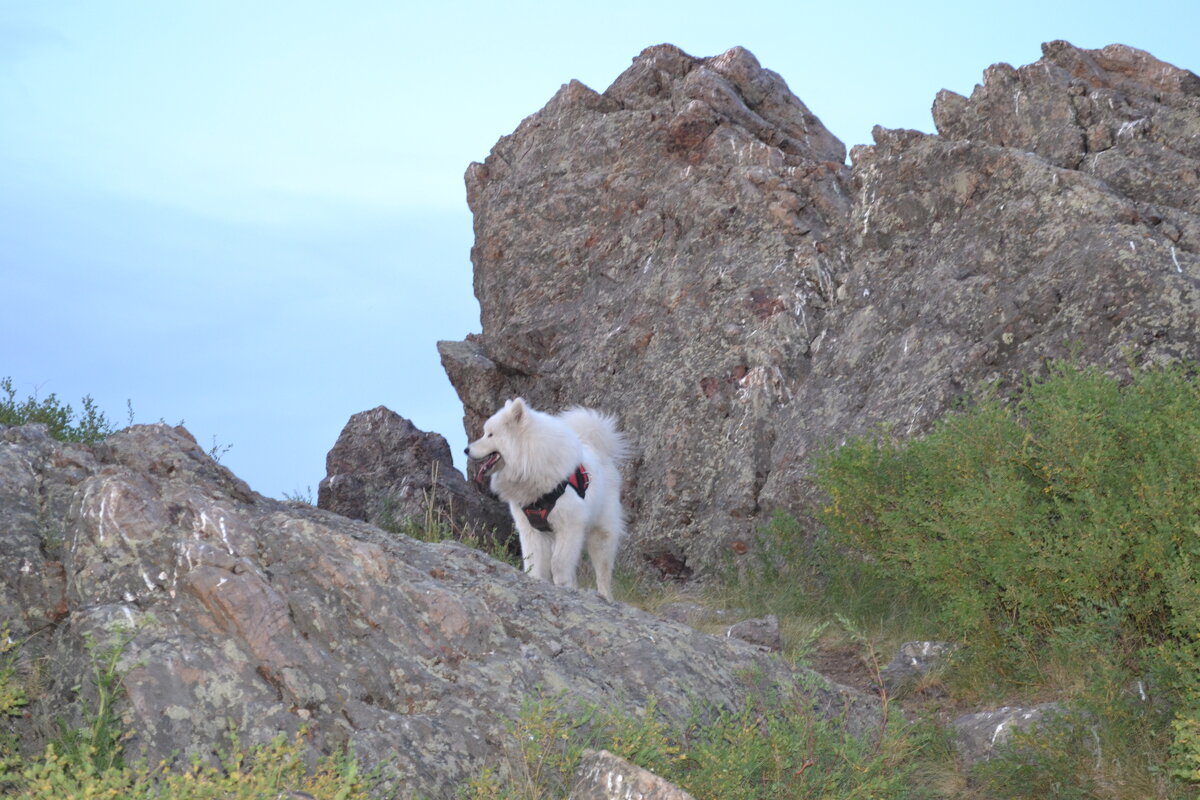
[464,398,527,485]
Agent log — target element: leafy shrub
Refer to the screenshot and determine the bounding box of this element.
[815,361,1200,784]
[0,377,114,443]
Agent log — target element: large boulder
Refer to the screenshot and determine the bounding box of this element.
[440,40,1200,573]
[0,422,877,799]
[317,406,511,544]
[440,44,853,572]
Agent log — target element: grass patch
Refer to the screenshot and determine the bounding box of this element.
[376,461,519,568]
[708,510,944,664]
[461,688,940,800]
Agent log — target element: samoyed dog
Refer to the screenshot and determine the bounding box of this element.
[466,398,629,600]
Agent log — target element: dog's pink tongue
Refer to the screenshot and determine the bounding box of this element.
[475,464,487,485]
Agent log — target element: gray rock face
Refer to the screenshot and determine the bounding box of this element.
[0,422,877,799]
[441,40,1200,573]
[317,405,511,544]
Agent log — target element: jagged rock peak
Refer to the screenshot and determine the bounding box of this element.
[1040,40,1200,96]
[602,43,846,163]
[933,39,1200,173]
[469,43,845,200]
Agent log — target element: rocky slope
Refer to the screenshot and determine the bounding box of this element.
[0,422,875,798]
[440,41,1200,573]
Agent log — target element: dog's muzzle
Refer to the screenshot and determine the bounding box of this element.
[471,451,502,486]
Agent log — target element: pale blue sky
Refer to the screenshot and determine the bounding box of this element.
[3,1,1196,499]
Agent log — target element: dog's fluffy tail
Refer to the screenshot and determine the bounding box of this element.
[560,407,631,465]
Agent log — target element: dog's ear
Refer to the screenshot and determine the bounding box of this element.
[510,397,526,423]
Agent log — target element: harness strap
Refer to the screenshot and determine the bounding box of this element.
[523,465,589,532]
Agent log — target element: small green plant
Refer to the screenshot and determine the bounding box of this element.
[0,377,114,444]
[493,694,598,799]
[51,630,135,775]
[0,624,28,719]
[207,433,233,463]
[1171,711,1200,782]
[284,485,316,504]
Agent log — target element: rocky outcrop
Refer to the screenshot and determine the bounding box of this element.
[952,703,1096,765]
[317,406,511,545]
[0,422,877,799]
[879,641,956,696]
[440,40,1200,573]
[569,749,695,800]
[725,614,783,652]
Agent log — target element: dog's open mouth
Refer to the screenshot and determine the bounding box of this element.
[475,452,502,486]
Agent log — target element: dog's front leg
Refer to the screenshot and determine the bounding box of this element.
[516,520,554,582]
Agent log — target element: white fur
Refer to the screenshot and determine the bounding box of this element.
[467,398,629,600]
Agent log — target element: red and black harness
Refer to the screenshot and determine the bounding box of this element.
[522,465,589,532]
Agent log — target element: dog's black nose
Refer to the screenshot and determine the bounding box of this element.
[463,447,470,457]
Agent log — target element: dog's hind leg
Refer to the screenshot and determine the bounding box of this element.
[586,526,620,601]
[550,527,585,591]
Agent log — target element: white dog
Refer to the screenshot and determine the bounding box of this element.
[466,398,629,600]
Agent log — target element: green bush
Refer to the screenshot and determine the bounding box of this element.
[0,377,114,444]
[815,361,1200,783]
